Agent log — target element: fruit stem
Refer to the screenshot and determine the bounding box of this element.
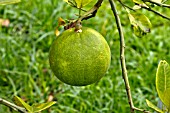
[109,0,150,113]
[78,6,82,18]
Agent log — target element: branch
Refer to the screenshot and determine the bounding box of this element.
[108,0,134,112]
[0,98,27,113]
[78,0,104,21]
[145,0,170,8]
[63,0,103,30]
[108,0,151,112]
[139,4,170,20]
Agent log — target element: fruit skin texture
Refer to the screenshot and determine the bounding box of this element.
[49,27,111,86]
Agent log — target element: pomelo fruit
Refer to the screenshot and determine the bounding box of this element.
[49,27,111,86]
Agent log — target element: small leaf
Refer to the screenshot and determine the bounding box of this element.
[55,17,65,37]
[55,28,60,36]
[156,60,170,110]
[146,99,164,113]
[58,17,66,26]
[74,0,93,8]
[32,101,56,112]
[13,96,33,112]
[0,0,21,5]
[128,12,152,37]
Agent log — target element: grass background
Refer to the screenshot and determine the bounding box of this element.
[0,0,170,112]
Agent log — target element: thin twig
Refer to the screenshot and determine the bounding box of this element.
[0,98,27,113]
[74,6,87,12]
[145,0,170,8]
[133,107,151,113]
[138,4,170,20]
[68,1,87,12]
[117,0,135,11]
[108,0,151,113]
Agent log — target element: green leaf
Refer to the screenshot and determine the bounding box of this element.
[156,60,170,110]
[32,101,56,112]
[74,0,93,8]
[13,96,33,112]
[63,0,93,8]
[0,0,21,5]
[146,99,164,113]
[128,12,152,37]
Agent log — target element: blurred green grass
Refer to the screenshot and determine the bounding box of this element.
[0,0,170,112]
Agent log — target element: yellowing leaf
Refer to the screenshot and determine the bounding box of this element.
[133,5,141,10]
[128,12,152,37]
[132,0,148,7]
[151,0,162,3]
[133,0,144,4]
[156,60,170,110]
[58,17,66,26]
[32,101,56,112]
[63,0,68,3]
[55,28,60,36]
[55,17,65,36]
[0,0,21,5]
[146,99,164,113]
[13,96,33,112]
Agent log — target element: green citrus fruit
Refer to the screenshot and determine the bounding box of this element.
[49,27,111,86]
